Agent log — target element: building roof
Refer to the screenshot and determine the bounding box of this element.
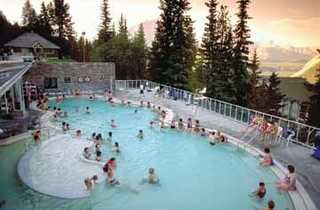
[0,63,33,97]
[291,54,320,84]
[4,32,60,50]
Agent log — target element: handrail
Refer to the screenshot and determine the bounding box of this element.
[114,79,320,147]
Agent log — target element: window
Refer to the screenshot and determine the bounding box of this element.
[64,77,72,83]
[44,77,58,89]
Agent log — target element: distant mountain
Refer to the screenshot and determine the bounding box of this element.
[254,43,318,62]
[130,20,318,65]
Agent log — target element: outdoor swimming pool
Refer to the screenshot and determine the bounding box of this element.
[0,98,295,210]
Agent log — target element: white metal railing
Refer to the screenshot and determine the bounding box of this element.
[114,79,320,148]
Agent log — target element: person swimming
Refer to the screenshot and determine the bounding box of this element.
[261,200,275,210]
[91,132,97,141]
[260,148,273,166]
[96,150,102,161]
[112,142,120,153]
[76,130,82,138]
[110,119,117,128]
[250,182,266,199]
[140,100,144,107]
[134,109,138,114]
[209,131,216,145]
[149,121,154,128]
[84,175,98,190]
[83,147,91,159]
[141,168,159,184]
[85,106,90,114]
[107,132,112,142]
[137,130,144,139]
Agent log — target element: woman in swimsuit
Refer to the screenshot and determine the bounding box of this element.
[276,165,297,191]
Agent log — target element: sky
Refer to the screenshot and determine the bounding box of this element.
[1,0,320,47]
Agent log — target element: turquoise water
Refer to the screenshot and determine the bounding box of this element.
[0,98,294,210]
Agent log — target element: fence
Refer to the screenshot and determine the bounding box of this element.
[115,79,320,148]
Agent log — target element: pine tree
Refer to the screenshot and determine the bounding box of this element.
[98,0,113,43]
[50,0,76,58]
[36,2,54,40]
[201,0,219,91]
[232,0,253,106]
[214,5,236,102]
[248,49,263,110]
[266,72,286,116]
[21,0,37,30]
[305,68,320,127]
[131,23,148,79]
[149,0,197,90]
[118,14,128,40]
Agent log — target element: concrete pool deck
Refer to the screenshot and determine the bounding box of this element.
[116,89,320,210]
[17,134,105,199]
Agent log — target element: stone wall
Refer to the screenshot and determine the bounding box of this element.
[24,62,115,93]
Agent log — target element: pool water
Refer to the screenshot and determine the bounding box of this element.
[0,98,294,210]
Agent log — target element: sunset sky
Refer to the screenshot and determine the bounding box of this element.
[1,0,319,47]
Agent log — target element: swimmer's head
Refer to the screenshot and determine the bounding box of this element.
[86,106,89,110]
[267,200,275,209]
[92,175,98,181]
[259,182,265,187]
[62,122,66,126]
[179,118,183,122]
[149,168,155,174]
[84,147,89,152]
[108,132,112,136]
[139,130,143,133]
[115,142,119,147]
[110,157,116,161]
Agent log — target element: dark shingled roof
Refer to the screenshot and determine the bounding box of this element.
[4,32,60,49]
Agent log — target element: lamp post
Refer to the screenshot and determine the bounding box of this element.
[82,32,86,62]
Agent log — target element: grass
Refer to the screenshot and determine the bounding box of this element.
[260,61,306,77]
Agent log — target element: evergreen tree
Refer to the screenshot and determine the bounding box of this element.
[118,14,128,40]
[131,23,148,79]
[98,0,113,43]
[248,49,263,110]
[305,68,320,127]
[50,0,76,58]
[214,5,236,102]
[232,0,253,106]
[21,0,37,30]
[36,2,54,40]
[266,72,286,116]
[201,0,219,93]
[148,0,197,90]
[0,11,23,46]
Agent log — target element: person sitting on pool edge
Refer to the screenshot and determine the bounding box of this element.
[170,120,176,129]
[137,130,144,139]
[250,182,266,199]
[194,120,200,133]
[84,175,98,190]
[208,131,217,145]
[32,130,41,145]
[259,148,274,167]
[178,118,184,130]
[276,165,296,191]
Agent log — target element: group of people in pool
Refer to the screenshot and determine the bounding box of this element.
[48,95,297,210]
